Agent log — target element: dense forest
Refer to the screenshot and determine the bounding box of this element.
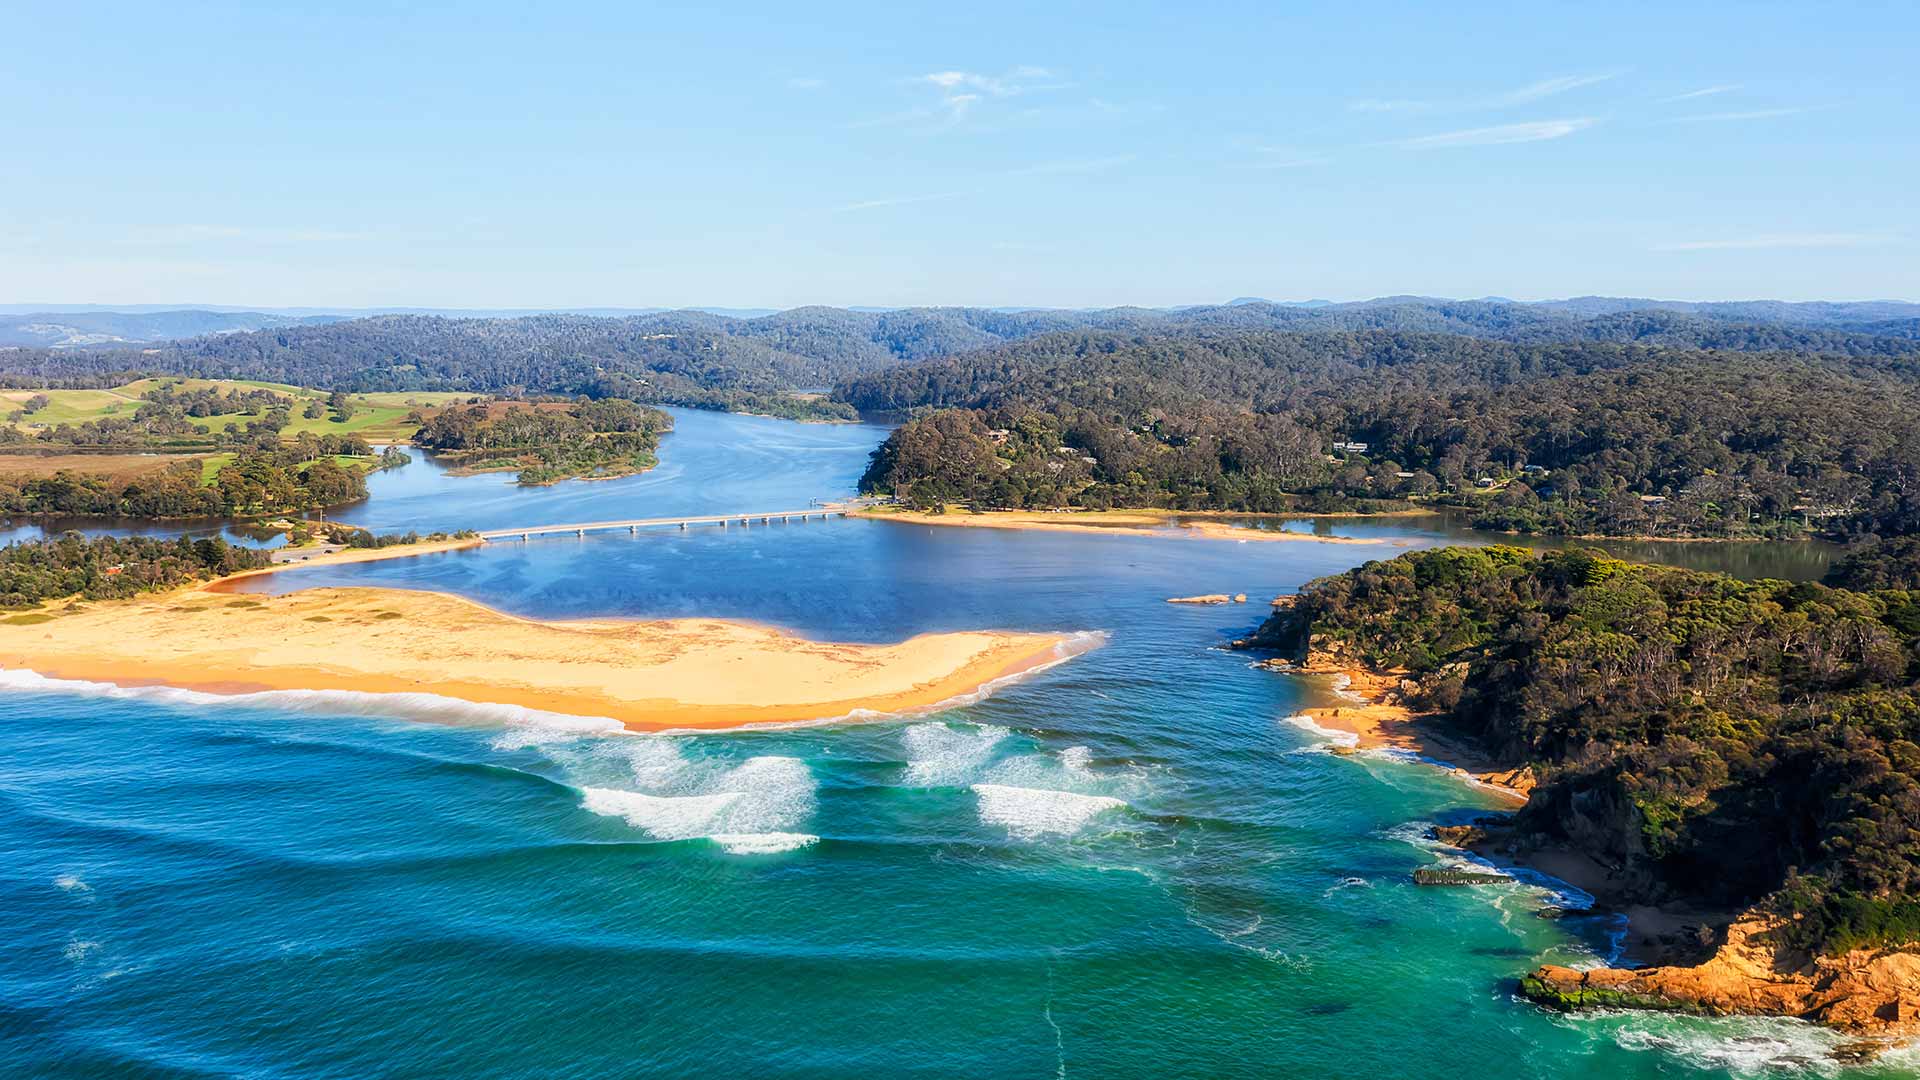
[0,533,271,607]
[1,299,1914,407]
[0,447,370,519]
[412,397,674,484]
[1242,546,1920,955]
[850,330,1920,539]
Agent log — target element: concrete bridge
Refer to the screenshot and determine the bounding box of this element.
[474,508,849,541]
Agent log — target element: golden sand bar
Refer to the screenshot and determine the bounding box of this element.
[854,507,1399,545]
[0,582,1085,731]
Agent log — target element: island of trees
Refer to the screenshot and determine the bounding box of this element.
[410,398,673,485]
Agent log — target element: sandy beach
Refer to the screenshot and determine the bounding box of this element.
[1284,664,1533,801]
[0,582,1088,731]
[855,507,1401,545]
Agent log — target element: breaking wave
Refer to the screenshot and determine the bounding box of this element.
[577,749,818,854]
[971,784,1127,840]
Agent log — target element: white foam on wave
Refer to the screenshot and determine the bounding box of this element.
[902,721,1009,786]
[581,788,742,839]
[578,751,818,854]
[54,873,90,894]
[0,667,627,743]
[1562,1010,1890,1078]
[1281,713,1359,751]
[711,832,819,855]
[971,783,1126,840]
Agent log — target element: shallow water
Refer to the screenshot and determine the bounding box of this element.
[1,410,1902,1078]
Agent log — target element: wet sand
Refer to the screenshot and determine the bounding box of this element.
[0,582,1090,731]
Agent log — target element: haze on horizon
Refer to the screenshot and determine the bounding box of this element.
[5,1,1915,310]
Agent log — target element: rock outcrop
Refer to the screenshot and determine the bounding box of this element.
[1522,917,1920,1038]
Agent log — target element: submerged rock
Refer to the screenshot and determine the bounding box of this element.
[1413,867,1509,886]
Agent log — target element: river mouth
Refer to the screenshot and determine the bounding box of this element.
[0,407,1877,1077]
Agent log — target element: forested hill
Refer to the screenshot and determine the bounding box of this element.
[1244,546,1920,956]
[849,329,1920,539]
[1,299,1915,400]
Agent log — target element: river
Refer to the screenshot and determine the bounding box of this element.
[0,409,1901,1078]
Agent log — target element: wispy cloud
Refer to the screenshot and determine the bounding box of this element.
[830,190,970,214]
[787,76,826,90]
[1654,232,1892,252]
[1657,107,1809,123]
[916,65,1069,123]
[1495,73,1620,106]
[1658,84,1741,102]
[123,224,370,244]
[1395,118,1596,150]
[1001,154,1137,176]
[1351,73,1619,114]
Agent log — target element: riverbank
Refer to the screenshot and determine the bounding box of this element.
[0,583,1090,730]
[854,506,1403,545]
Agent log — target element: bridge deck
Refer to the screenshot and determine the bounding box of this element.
[474,509,847,540]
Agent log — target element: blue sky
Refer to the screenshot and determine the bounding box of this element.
[4,1,1914,308]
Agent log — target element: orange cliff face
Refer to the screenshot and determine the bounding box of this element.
[1523,916,1920,1040]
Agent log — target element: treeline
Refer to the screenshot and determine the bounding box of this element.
[850,330,1920,539]
[1245,546,1920,954]
[413,398,673,485]
[0,533,271,607]
[0,448,369,519]
[2,299,1913,407]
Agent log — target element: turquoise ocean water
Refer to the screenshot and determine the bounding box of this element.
[1,410,1906,1078]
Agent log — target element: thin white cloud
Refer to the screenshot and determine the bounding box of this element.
[1658,84,1741,102]
[1654,232,1892,252]
[1658,107,1809,123]
[1001,154,1137,176]
[830,190,970,214]
[123,224,369,244]
[1350,73,1619,114]
[1395,118,1596,150]
[1494,73,1620,106]
[910,66,1070,125]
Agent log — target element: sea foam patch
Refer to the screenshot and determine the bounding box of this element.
[972,784,1126,840]
[901,721,1009,786]
[577,748,819,854]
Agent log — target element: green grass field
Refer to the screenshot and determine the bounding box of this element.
[2,380,472,443]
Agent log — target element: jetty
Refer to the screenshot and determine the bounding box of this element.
[474,508,848,541]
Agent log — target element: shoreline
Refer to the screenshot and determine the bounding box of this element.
[1277,664,1532,802]
[1279,662,1731,967]
[0,581,1094,732]
[854,507,1403,545]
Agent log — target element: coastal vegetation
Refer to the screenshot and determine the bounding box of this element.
[0,532,269,607]
[1240,546,1920,957]
[0,444,373,519]
[410,398,673,484]
[848,330,1920,541]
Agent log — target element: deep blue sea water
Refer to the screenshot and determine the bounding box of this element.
[1,410,1904,1078]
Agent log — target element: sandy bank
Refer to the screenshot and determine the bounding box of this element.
[855,507,1399,545]
[1276,663,1531,802]
[0,584,1089,731]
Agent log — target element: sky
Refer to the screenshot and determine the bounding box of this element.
[4,1,1916,309]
